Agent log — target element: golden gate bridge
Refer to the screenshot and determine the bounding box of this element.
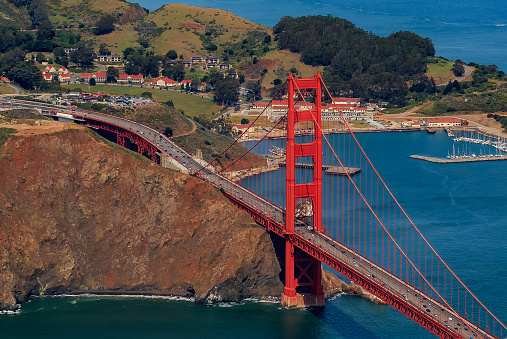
[1,74,505,339]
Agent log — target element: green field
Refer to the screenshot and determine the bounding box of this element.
[426,57,455,85]
[62,84,220,118]
[0,83,15,94]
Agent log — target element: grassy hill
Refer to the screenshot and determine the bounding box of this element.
[47,0,131,28]
[0,0,31,28]
[88,4,270,64]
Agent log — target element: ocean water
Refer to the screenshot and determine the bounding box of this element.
[137,0,507,71]
[1,130,506,338]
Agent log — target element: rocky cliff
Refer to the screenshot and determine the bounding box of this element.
[0,128,283,310]
[118,3,148,24]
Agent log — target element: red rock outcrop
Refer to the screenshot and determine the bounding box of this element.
[0,128,283,310]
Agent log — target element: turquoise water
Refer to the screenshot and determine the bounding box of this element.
[137,0,507,70]
[1,131,506,338]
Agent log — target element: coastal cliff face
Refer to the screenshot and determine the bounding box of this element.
[0,129,283,310]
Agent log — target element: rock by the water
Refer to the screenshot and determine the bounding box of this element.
[0,128,283,309]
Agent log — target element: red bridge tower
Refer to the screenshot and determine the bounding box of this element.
[282,73,326,309]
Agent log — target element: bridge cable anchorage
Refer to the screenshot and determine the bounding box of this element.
[287,74,505,338]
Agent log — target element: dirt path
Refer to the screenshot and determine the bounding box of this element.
[173,117,196,138]
[392,101,434,118]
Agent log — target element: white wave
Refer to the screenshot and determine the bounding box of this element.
[327,292,345,301]
[495,23,506,27]
[243,298,280,304]
[217,302,240,308]
[0,309,21,315]
[48,293,195,303]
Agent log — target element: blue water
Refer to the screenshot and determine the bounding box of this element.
[1,131,506,338]
[137,0,507,71]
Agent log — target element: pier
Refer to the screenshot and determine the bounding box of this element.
[281,161,361,176]
[409,154,507,163]
[226,161,361,182]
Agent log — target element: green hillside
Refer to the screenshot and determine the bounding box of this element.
[0,0,31,28]
[90,3,271,64]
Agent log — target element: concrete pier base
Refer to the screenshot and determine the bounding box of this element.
[281,293,326,309]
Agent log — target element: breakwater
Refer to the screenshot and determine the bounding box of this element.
[409,154,507,163]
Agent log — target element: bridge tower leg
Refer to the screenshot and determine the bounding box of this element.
[282,73,325,309]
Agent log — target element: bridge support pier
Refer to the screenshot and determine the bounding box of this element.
[281,239,325,309]
[282,73,325,309]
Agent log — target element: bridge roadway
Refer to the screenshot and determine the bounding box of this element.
[0,97,497,339]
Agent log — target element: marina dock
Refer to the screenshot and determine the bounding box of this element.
[409,155,507,163]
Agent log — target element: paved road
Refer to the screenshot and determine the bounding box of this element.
[436,65,474,86]
[6,83,21,94]
[0,96,498,339]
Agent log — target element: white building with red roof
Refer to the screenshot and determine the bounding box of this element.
[117,73,144,84]
[151,77,177,87]
[80,72,92,81]
[44,65,57,73]
[92,72,107,83]
[427,119,461,127]
[57,67,68,74]
[42,73,53,81]
[58,73,70,82]
[332,97,360,105]
[252,103,268,110]
[1,77,10,83]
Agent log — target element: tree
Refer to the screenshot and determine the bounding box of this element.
[190,78,200,92]
[99,43,111,56]
[36,20,55,41]
[141,55,159,78]
[206,44,217,51]
[138,37,149,48]
[214,77,240,106]
[33,21,55,51]
[241,118,250,125]
[89,78,96,86]
[452,59,465,77]
[94,14,115,35]
[28,0,49,27]
[165,49,177,60]
[7,61,43,90]
[238,73,245,84]
[53,47,65,59]
[163,60,185,81]
[36,52,45,62]
[164,127,173,137]
[123,47,136,59]
[106,66,119,82]
[263,35,272,44]
[59,55,69,68]
[141,91,152,98]
[472,72,488,85]
[70,47,95,68]
[246,81,262,101]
